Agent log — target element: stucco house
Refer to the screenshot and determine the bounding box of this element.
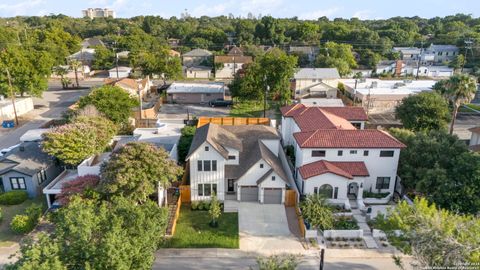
[67,48,96,66]
[186,123,290,204]
[214,46,253,79]
[0,142,62,198]
[292,68,340,99]
[104,76,153,98]
[280,104,405,209]
[108,66,132,78]
[393,47,421,60]
[185,66,212,79]
[423,44,459,64]
[182,48,213,67]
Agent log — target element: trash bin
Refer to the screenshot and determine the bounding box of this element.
[1,120,15,128]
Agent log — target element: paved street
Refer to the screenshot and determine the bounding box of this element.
[153,250,413,270]
[0,80,101,149]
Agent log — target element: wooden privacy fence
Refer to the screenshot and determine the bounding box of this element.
[295,203,306,238]
[284,189,296,207]
[179,185,191,203]
[197,117,270,127]
[166,196,182,236]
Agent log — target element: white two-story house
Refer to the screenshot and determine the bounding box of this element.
[280,104,405,209]
[186,123,290,204]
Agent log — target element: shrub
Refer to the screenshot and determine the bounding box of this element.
[0,207,3,223]
[342,237,348,241]
[356,237,362,242]
[333,216,360,230]
[382,243,389,247]
[331,243,336,247]
[191,201,199,210]
[335,237,341,241]
[10,215,35,234]
[0,191,28,205]
[201,200,210,211]
[25,204,43,222]
[326,237,333,241]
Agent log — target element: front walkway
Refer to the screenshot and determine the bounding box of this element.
[238,202,305,255]
[352,209,378,249]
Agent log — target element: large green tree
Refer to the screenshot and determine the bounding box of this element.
[383,198,480,267]
[232,48,297,104]
[78,85,139,125]
[315,42,357,76]
[433,74,477,134]
[8,196,169,270]
[92,45,115,70]
[42,116,116,166]
[395,92,451,132]
[390,128,480,214]
[100,142,183,203]
[130,49,182,80]
[300,194,334,230]
[0,47,53,97]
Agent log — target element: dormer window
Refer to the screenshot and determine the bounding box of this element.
[228,155,236,160]
[272,176,276,181]
[260,163,264,168]
[205,146,209,151]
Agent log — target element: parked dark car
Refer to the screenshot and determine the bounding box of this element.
[208,98,233,107]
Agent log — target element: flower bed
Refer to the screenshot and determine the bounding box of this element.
[324,235,366,249]
[363,191,391,204]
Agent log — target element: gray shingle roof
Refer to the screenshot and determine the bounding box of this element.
[0,142,56,176]
[183,48,213,57]
[187,123,287,182]
[294,68,340,80]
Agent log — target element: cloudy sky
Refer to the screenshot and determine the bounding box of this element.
[0,0,477,19]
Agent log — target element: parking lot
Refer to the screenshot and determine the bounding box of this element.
[157,104,230,120]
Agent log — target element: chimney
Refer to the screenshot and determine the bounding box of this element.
[394,60,403,77]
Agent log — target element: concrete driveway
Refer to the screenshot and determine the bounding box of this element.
[158,104,230,120]
[238,202,305,255]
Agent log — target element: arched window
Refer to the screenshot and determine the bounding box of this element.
[318,184,333,198]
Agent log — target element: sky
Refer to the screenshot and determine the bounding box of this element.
[0,0,478,19]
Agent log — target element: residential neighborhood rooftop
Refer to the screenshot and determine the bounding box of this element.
[183,48,213,57]
[340,78,437,96]
[294,68,340,80]
[299,160,369,179]
[293,129,407,149]
[167,82,225,94]
[0,142,55,176]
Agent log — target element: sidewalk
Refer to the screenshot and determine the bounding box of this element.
[155,247,410,259]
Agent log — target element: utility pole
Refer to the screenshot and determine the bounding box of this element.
[115,53,119,79]
[416,41,424,80]
[463,38,473,73]
[263,75,269,118]
[5,68,19,126]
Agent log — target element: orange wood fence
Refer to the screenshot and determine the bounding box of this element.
[179,185,191,203]
[284,189,296,207]
[169,196,182,236]
[197,117,270,128]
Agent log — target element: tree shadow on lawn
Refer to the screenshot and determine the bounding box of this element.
[162,206,239,249]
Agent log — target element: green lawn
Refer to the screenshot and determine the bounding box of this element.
[162,206,239,248]
[459,104,480,112]
[0,198,45,247]
[229,100,282,120]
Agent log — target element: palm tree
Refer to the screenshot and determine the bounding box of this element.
[433,74,477,134]
[53,66,68,89]
[68,59,82,88]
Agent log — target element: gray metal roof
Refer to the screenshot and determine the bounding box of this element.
[167,82,224,94]
[183,48,213,57]
[427,44,459,52]
[294,68,340,80]
[0,142,56,176]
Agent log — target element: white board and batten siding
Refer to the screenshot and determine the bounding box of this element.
[258,170,286,204]
[189,142,226,201]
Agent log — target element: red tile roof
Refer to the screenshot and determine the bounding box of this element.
[294,129,406,148]
[293,107,356,131]
[299,160,369,179]
[280,104,368,121]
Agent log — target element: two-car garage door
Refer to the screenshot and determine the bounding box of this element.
[240,186,283,204]
[240,186,258,202]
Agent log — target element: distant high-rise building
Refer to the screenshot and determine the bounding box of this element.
[82,8,116,19]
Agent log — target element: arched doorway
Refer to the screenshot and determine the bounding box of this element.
[348,182,359,199]
[318,184,333,199]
